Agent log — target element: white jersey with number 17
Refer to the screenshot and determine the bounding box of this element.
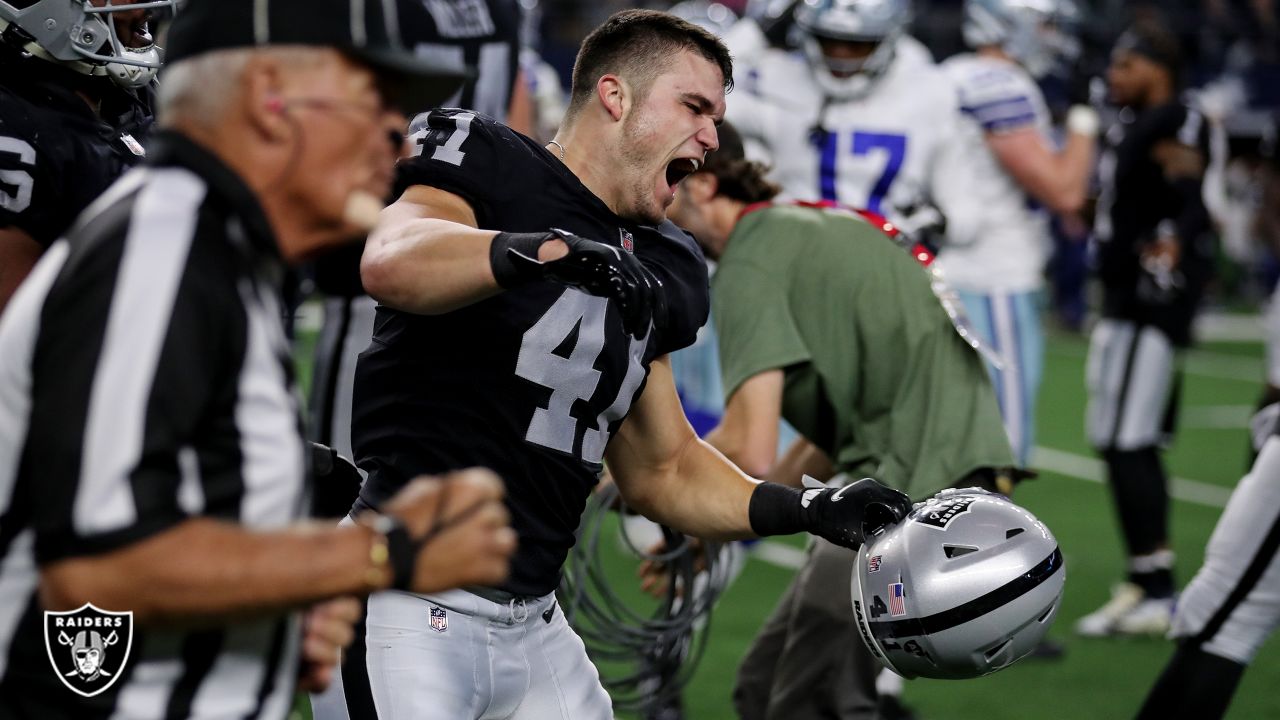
[726,39,966,226]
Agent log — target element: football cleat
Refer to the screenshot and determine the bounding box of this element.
[1074,582,1145,637]
[1112,596,1175,637]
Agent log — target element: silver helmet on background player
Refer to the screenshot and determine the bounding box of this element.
[851,488,1065,679]
[0,0,176,88]
[793,0,911,100]
[962,0,1081,78]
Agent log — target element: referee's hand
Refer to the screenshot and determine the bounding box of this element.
[383,469,518,594]
[296,596,361,692]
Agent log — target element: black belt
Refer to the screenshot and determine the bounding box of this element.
[464,586,541,604]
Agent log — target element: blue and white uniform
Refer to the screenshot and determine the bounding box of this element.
[727,37,967,226]
[934,53,1055,465]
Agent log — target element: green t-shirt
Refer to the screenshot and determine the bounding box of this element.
[712,204,1013,499]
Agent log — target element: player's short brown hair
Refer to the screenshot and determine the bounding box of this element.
[566,9,733,118]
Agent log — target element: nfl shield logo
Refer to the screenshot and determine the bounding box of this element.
[619,228,634,253]
[429,606,448,633]
[44,603,133,698]
[868,555,882,573]
[119,133,146,157]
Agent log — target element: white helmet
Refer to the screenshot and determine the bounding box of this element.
[962,0,1080,78]
[0,0,176,88]
[793,0,911,100]
[669,0,739,37]
[851,488,1065,679]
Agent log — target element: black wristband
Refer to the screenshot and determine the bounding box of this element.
[490,232,552,288]
[748,482,806,537]
[367,514,418,591]
[383,520,417,591]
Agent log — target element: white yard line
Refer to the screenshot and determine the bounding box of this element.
[750,540,806,570]
[1030,446,1232,508]
[1050,342,1264,383]
[1180,405,1255,429]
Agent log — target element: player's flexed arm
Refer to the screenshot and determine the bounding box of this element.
[606,355,911,548]
[363,184,658,335]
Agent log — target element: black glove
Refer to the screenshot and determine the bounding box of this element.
[749,477,912,550]
[490,228,664,338]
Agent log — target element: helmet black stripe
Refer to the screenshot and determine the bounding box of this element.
[869,546,1064,640]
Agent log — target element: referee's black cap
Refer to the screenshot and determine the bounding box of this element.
[164,0,468,113]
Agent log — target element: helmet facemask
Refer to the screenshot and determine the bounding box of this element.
[800,31,899,100]
[0,0,175,88]
[794,0,911,100]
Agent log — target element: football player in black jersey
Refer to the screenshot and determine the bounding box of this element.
[345,10,913,719]
[0,0,171,310]
[307,0,532,476]
[1076,21,1215,639]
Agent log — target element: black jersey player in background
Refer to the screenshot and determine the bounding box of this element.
[1075,20,1216,640]
[306,6,531,712]
[306,0,531,491]
[0,0,169,312]
[339,10,912,720]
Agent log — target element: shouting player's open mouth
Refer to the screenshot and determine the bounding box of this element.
[664,156,702,197]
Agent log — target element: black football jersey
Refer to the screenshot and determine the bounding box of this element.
[352,110,710,596]
[1093,100,1214,346]
[0,49,153,248]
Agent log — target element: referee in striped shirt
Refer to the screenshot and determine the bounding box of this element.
[0,0,516,717]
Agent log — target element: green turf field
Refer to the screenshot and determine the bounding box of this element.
[292,324,1280,720]
[651,329,1280,720]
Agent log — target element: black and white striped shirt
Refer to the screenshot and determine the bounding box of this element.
[0,132,308,719]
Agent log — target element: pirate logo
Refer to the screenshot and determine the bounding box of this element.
[44,603,133,697]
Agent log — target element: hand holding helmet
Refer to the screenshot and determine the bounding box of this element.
[748,475,912,550]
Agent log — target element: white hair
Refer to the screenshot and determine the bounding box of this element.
[156,46,334,128]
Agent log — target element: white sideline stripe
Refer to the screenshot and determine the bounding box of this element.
[1181,405,1254,429]
[749,444,1235,573]
[1051,343,1264,383]
[750,540,806,570]
[1032,446,1233,509]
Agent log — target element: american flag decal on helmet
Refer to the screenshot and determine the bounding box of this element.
[889,583,906,617]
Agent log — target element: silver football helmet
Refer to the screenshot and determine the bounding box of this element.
[0,0,176,88]
[851,488,1065,679]
[962,0,1080,78]
[793,0,911,100]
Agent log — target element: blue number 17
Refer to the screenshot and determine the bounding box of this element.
[818,131,907,216]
